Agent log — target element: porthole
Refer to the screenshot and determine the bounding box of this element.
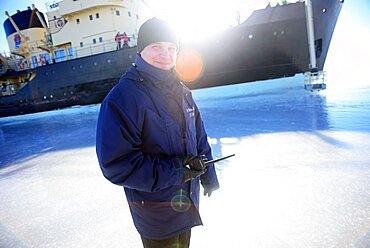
[281,30,285,35]
[72,66,76,70]
[107,59,111,63]
[273,31,277,36]
[322,8,327,13]
[50,95,53,99]
[43,96,47,100]
[93,61,98,66]
[248,34,253,39]
[44,71,48,76]
[79,64,83,69]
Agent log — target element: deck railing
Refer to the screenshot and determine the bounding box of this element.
[0,37,136,71]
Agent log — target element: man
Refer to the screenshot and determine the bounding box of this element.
[96,18,219,248]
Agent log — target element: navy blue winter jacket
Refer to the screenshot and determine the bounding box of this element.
[96,55,219,239]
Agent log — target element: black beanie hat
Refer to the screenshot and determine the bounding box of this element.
[137,18,178,52]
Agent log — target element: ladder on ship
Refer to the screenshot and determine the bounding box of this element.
[304,70,326,91]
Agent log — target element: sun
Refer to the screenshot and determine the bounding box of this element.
[148,0,270,41]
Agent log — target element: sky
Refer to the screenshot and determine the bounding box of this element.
[0,0,369,53]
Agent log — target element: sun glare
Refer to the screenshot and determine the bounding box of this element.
[149,0,271,41]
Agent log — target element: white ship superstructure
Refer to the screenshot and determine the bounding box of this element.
[1,0,150,72]
[46,0,148,61]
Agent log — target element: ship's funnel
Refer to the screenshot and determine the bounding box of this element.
[3,8,48,56]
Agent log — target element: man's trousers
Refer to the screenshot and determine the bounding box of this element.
[140,229,191,248]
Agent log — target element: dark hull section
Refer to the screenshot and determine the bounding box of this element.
[0,0,343,117]
[186,0,343,89]
[0,48,136,117]
[312,0,343,70]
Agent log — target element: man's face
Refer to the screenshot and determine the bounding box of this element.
[140,42,177,70]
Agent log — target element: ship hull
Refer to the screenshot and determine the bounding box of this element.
[0,48,137,117]
[0,0,343,117]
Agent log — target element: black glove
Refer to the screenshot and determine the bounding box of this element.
[183,155,208,170]
[182,167,206,183]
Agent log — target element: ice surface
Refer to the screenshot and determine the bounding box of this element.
[1,78,369,248]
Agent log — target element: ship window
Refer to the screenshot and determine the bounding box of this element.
[107,59,111,63]
[116,10,120,16]
[322,8,327,13]
[128,11,131,17]
[80,42,83,47]
[76,18,80,24]
[99,37,103,43]
[93,38,97,44]
[79,65,83,69]
[31,56,38,67]
[68,47,74,59]
[89,15,93,20]
[96,13,100,19]
[72,66,76,70]
[93,62,98,66]
[55,49,67,62]
[248,34,253,39]
[50,95,53,99]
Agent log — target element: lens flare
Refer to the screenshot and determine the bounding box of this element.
[171,189,191,212]
[176,48,204,83]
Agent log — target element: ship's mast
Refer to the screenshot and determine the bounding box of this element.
[31,4,55,62]
[303,0,326,91]
[304,0,317,70]
[32,4,50,36]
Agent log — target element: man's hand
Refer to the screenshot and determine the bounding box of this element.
[184,155,208,170]
[182,167,206,183]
